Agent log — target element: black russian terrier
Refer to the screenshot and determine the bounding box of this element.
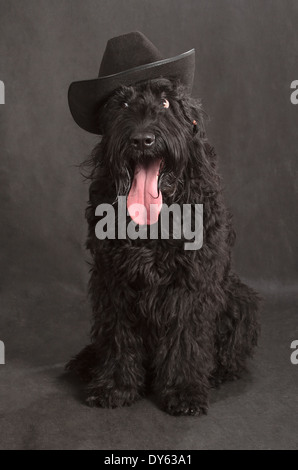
[67,75,260,416]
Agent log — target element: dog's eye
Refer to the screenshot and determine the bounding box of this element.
[122,102,129,108]
[161,98,170,109]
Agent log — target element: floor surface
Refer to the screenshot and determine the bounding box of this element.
[0,280,297,450]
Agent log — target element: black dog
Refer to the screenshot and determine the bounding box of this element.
[67,76,260,416]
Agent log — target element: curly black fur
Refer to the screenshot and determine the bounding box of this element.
[66,78,260,416]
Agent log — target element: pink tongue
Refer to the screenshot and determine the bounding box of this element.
[127,159,162,225]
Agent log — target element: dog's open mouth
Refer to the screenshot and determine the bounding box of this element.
[127,159,163,225]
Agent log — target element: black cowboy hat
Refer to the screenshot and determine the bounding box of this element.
[68,31,195,134]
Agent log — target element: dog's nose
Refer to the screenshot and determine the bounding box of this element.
[131,132,155,149]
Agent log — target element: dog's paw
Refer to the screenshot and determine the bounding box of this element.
[86,386,140,408]
[162,392,208,417]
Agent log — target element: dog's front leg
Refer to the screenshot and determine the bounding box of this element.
[152,288,215,416]
[86,274,146,408]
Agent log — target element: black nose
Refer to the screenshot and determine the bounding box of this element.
[131,132,155,149]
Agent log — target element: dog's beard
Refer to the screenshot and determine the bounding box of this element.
[114,138,165,225]
[102,127,189,225]
[106,137,186,225]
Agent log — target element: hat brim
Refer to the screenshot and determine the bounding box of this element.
[68,49,195,134]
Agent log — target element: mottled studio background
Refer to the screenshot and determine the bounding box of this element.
[0,0,297,450]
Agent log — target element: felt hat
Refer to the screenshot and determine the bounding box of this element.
[68,31,195,134]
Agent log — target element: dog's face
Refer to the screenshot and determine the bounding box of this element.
[96,78,204,224]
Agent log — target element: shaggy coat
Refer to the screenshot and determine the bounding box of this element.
[67,78,259,416]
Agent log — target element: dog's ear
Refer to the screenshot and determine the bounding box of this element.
[189,102,207,140]
[88,165,116,207]
[177,91,207,141]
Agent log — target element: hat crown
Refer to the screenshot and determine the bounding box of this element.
[98,32,163,77]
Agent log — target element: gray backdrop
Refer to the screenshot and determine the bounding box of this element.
[1,0,298,288]
[0,0,297,450]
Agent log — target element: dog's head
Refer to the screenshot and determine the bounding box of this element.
[88,79,210,224]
